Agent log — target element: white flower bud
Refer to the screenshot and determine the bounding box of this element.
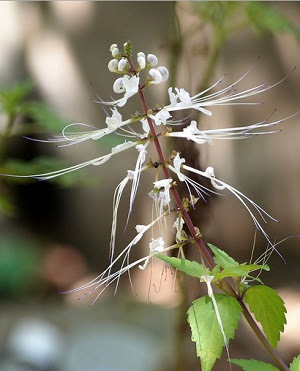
[108,59,118,72]
[112,48,119,57]
[109,44,118,52]
[147,54,158,66]
[149,68,162,84]
[137,56,146,69]
[157,66,169,82]
[137,52,145,59]
[118,58,127,72]
[113,77,125,93]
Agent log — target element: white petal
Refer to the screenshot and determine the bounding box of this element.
[113,77,125,93]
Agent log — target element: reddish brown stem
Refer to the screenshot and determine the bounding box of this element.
[126,56,288,371]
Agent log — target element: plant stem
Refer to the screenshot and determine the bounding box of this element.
[127,56,288,371]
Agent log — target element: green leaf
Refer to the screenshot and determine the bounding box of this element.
[156,255,205,278]
[0,81,33,116]
[246,3,300,39]
[217,264,269,281]
[208,243,239,268]
[290,355,300,371]
[244,286,286,348]
[230,358,279,370]
[22,101,67,132]
[187,294,242,371]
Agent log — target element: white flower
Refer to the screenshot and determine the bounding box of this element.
[108,75,140,107]
[151,108,172,126]
[141,118,150,136]
[147,53,158,66]
[139,237,165,270]
[167,87,212,116]
[105,108,123,130]
[173,216,185,242]
[173,153,185,181]
[178,163,279,246]
[164,70,293,116]
[127,142,149,218]
[169,121,212,145]
[150,178,173,214]
[204,166,226,190]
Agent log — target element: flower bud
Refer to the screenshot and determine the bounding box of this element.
[113,77,125,93]
[111,48,119,57]
[109,43,117,52]
[118,58,127,72]
[108,59,118,72]
[137,56,146,69]
[137,52,145,60]
[149,68,162,84]
[147,54,158,66]
[157,66,169,82]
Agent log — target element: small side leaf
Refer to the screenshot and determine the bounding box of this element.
[187,294,242,371]
[156,255,205,278]
[290,355,300,371]
[230,358,279,370]
[208,243,239,268]
[244,285,286,348]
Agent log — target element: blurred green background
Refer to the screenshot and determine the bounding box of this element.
[0,2,299,370]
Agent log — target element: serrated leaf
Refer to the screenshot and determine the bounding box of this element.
[230,358,279,370]
[187,294,242,371]
[208,243,239,268]
[156,255,205,278]
[217,264,269,281]
[290,355,300,371]
[244,286,286,348]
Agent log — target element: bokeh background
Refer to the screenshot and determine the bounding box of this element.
[0,2,299,370]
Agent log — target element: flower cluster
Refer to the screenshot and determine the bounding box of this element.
[5,41,298,302]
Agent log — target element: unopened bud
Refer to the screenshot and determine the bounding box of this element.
[149,69,162,84]
[118,58,127,72]
[108,59,118,72]
[109,43,118,52]
[147,54,158,66]
[137,56,146,69]
[157,66,169,82]
[112,48,119,57]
